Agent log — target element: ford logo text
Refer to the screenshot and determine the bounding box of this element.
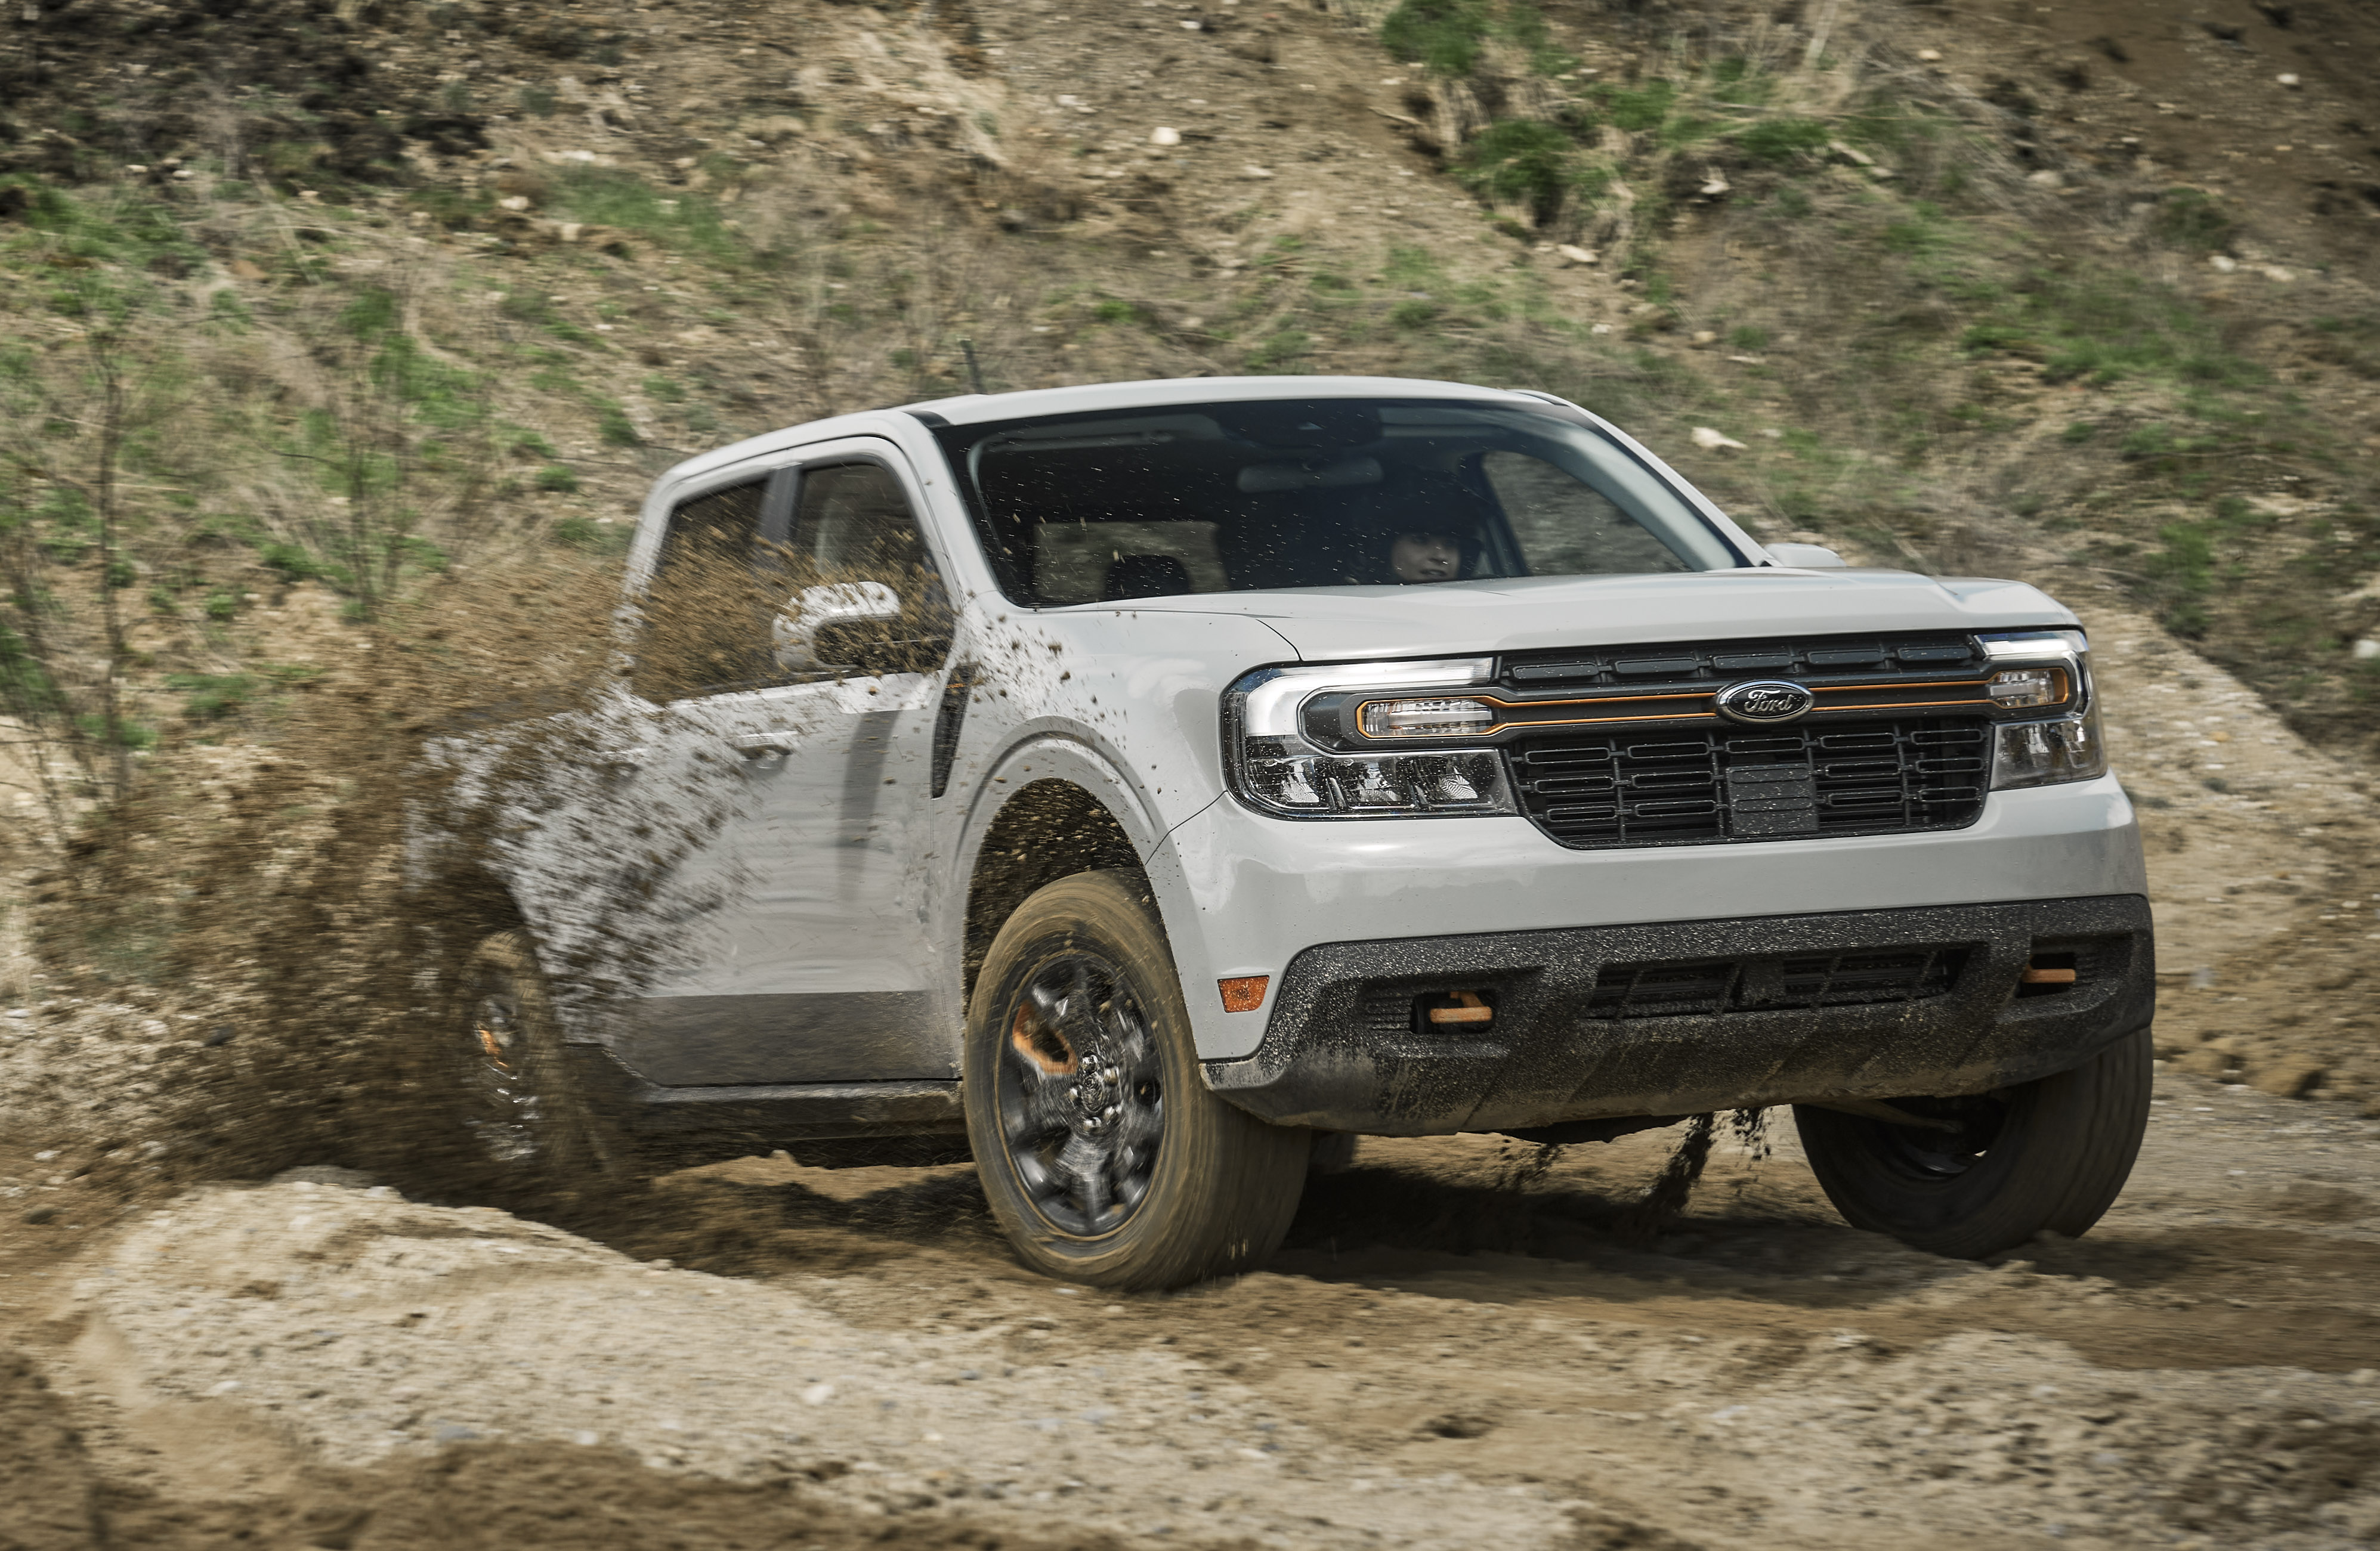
[1714,679,1816,725]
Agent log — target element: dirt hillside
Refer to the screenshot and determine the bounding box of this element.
[4,2,2380,1548]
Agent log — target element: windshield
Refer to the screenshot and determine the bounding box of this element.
[929,397,1744,606]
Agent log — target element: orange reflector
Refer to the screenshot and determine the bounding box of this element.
[1218,976,1270,1013]
[2020,966,2077,985]
[1427,990,1494,1026]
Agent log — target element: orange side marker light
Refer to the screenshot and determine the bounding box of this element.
[1218,976,1270,1013]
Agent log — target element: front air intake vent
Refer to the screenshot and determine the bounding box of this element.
[1584,946,1971,1020]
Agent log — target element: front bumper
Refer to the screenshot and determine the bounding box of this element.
[1200,894,2153,1134]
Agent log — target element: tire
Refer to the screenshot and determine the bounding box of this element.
[963,871,1310,1290]
[441,929,639,1203]
[1792,1027,2153,1259]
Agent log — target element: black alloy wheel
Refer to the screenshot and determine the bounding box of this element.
[996,952,1166,1236]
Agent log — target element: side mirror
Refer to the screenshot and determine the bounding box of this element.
[772,581,902,671]
[1765,542,1848,569]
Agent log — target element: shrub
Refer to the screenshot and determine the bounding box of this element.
[1733,116,1831,165]
[1457,119,1580,225]
[1381,0,1490,75]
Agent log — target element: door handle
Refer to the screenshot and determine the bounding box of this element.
[730,733,796,758]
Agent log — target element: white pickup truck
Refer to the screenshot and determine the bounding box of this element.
[426,375,2155,1290]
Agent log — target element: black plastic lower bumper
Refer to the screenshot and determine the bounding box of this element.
[1201,895,2154,1135]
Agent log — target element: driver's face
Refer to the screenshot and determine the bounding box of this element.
[1390,531,1460,583]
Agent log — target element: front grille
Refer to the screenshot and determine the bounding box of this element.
[1584,946,1970,1020]
[1507,715,1990,849]
[1501,631,1979,690]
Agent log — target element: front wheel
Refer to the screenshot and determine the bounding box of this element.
[963,871,1310,1290]
[1793,1027,2152,1258]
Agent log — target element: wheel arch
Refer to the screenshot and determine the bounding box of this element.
[961,776,1149,1008]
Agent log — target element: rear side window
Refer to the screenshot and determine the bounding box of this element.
[633,476,775,702]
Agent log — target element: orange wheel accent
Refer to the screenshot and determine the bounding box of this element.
[1009,1001,1078,1076]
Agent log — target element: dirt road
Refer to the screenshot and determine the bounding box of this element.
[5,1066,2377,1551]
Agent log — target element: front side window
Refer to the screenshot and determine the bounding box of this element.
[931,398,1744,606]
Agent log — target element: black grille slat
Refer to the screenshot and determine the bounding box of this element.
[1510,716,1990,849]
[1503,631,1980,691]
[1585,946,1969,1020]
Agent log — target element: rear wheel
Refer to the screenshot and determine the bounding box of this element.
[963,871,1310,1290]
[1793,1027,2152,1258]
[443,930,636,1202]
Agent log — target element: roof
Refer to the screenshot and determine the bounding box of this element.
[649,375,1558,493]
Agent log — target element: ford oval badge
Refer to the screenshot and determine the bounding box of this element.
[1714,679,1815,725]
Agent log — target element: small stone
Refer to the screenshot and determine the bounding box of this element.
[2276,73,2301,88]
[1916,48,1943,62]
[2208,253,2237,273]
[1150,126,1180,146]
[23,1206,58,1225]
[1241,165,1274,179]
[2261,265,2295,283]
[2027,169,2064,188]
[1556,243,1597,265]
[2353,639,2380,661]
[2174,1046,2234,1080]
[431,1422,481,1442]
[2247,1055,2324,1099]
[1690,427,1748,451]
[802,1382,836,1406]
[1689,330,1719,348]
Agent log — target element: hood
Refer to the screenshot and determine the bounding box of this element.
[1098,569,2077,663]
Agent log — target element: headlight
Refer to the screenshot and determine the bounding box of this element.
[1225,661,1517,819]
[1983,631,2106,790]
[1992,707,2107,789]
[1986,667,2065,708]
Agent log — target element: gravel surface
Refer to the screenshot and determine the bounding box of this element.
[6,1069,2372,1551]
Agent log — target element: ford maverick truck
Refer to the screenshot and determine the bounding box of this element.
[429,375,2153,1289]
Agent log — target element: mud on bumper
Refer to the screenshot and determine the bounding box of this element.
[1200,896,2154,1135]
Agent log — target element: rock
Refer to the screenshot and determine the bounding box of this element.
[2027,169,2064,188]
[2174,1046,2234,1080]
[741,115,806,144]
[1556,243,1597,265]
[1689,331,1718,348]
[2208,253,2238,273]
[2246,1055,2324,1099]
[1150,126,1180,147]
[271,1165,382,1189]
[1240,165,1274,180]
[1690,427,1748,452]
[1698,170,1730,196]
[1916,48,1943,62]
[23,1206,59,1225]
[2277,73,2301,88]
[2354,639,2380,661]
